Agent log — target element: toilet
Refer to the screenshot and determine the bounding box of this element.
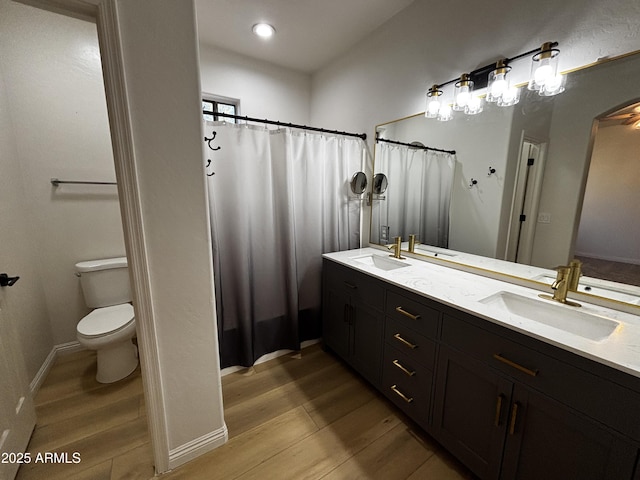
[75,257,138,383]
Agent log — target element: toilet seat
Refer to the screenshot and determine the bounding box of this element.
[77,304,134,338]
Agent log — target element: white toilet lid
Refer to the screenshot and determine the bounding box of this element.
[77,304,135,337]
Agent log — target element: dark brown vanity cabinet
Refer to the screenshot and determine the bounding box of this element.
[322,258,640,479]
[322,260,384,388]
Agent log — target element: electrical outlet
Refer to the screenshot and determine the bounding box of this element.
[538,212,551,224]
[380,226,390,242]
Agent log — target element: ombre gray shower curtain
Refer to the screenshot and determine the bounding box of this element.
[373,142,455,247]
[204,122,364,368]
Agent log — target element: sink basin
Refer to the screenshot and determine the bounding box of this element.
[351,254,409,271]
[533,274,640,305]
[480,291,620,341]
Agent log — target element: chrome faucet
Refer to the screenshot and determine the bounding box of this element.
[539,265,581,307]
[387,236,404,259]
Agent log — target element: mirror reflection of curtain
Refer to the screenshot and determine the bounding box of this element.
[205,122,363,368]
[375,143,455,247]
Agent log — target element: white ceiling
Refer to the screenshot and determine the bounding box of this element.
[195,0,415,74]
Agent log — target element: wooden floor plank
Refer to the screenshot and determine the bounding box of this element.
[23,344,475,480]
[235,398,401,480]
[27,395,141,453]
[163,406,319,480]
[320,422,436,480]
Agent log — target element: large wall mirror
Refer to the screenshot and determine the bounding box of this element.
[371,50,640,308]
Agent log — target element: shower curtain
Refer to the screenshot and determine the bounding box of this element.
[375,142,455,247]
[204,122,364,368]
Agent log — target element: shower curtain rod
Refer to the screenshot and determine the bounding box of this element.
[205,111,367,140]
[375,136,456,155]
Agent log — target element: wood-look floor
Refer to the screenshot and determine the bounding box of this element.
[17,345,475,480]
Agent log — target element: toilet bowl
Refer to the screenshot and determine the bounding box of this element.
[76,304,138,383]
[75,257,138,383]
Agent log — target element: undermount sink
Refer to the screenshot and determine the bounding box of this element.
[351,254,409,271]
[533,274,640,305]
[480,291,620,341]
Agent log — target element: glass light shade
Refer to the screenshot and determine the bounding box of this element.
[453,74,474,111]
[497,86,520,107]
[528,42,560,91]
[465,96,483,115]
[487,60,511,103]
[425,85,442,118]
[437,103,453,122]
[539,74,565,96]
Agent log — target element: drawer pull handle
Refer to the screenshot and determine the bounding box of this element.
[396,306,420,320]
[390,385,413,403]
[494,394,504,427]
[509,402,520,435]
[493,353,538,377]
[344,282,357,289]
[393,333,417,350]
[393,359,416,377]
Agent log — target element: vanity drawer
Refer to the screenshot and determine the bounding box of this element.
[386,290,439,339]
[382,344,432,427]
[385,317,436,370]
[441,313,640,440]
[324,259,384,310]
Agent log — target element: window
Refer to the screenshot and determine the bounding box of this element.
[202,96,239,123]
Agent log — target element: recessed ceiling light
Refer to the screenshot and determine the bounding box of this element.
[252,23,275,38]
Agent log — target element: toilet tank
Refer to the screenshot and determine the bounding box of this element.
[75,257,132,308]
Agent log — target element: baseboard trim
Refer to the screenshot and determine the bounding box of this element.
[167,424,228,470]
[30,341,84,395]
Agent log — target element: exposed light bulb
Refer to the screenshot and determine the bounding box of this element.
[437,103,453,122]
[534,59,553,86]
[490,76,507,98]
[426,98,441,118]
[456,88,471,107]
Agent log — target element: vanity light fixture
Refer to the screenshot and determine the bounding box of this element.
[425,85,443,118]
[252,23,276,38]
[423,41,562,121]
[528,42,562,94]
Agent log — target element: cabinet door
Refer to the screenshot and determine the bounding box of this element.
[501,386,637,480]
[323,287,351,360]
[350,300,384,388]
[433,345,511,480]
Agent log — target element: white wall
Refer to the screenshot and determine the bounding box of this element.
[573,125,640,264]
[311,0,640,140]
[199,44,310,124]
[311,0,640,263]
[114,0,226,463]
[0,1,125,346]
[0,47,54,383]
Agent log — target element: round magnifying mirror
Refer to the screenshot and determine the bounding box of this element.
[373,173,388,194]
[350,171,368,195]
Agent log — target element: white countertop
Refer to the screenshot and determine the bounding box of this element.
[324,247,640,379]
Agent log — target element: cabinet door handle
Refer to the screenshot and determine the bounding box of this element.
[396,306,421,320]
[493,353,538,377]
[393,333,417,350]
[494,394,504,427]
[509,402,520,435]
[390,385,413,403]
[393,359,416,377]
[344,281,357,289]
[343,304,349,323]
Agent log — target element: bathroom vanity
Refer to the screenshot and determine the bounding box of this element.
[322,248,640,480]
